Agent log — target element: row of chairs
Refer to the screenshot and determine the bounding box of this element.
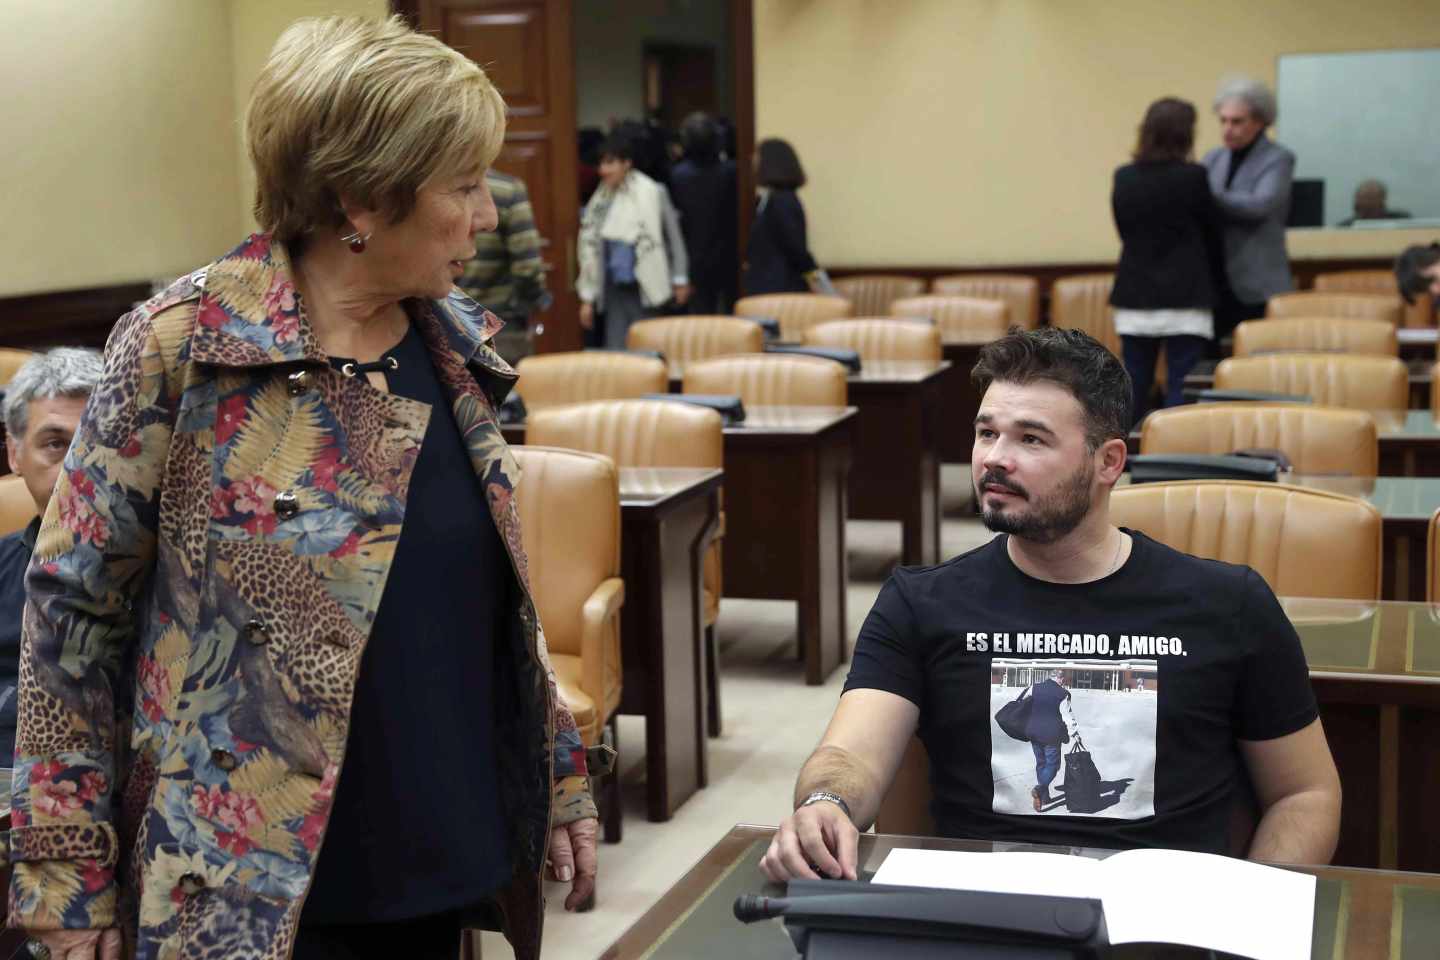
[732,293,1009,344]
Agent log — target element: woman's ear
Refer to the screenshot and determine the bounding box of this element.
[337,194,380,239]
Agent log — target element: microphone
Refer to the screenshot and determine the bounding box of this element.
[733,894,789,923]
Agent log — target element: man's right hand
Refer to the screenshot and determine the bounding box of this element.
[31,928,122,960]
[759,801,859,883]
[578,302,594,330]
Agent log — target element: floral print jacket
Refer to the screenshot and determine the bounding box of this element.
[4,235,593,960]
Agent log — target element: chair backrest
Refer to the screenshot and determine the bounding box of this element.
[682,353,847,407]
[512,446,621,657]
[0,348,35,387]
[832,274,927,318]
[626,316,764,373]
[1139,402,1379,476]
[1111,480,1382,599]
[1431,509,1440,604]
[929,274,1039,329]
[1051,273,1118,356]
[1232,317,1397,358]
[802,319,942,365]
[891,295,1009,343]
[1315,269,1433,329]
[514,351,668,412]
[875,737,935,836]
[1266,291,1403,327]
[527,399,723,469]
[0,475,37,538]
[733,294,852,342]
[1213,353,1408,410]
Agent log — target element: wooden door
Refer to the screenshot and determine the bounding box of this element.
[418,0,582,352]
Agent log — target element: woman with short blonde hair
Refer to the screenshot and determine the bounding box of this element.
[11,16,598,960]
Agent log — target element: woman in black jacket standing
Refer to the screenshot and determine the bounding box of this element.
[1110,97,1225,421]
[744,138,820,296]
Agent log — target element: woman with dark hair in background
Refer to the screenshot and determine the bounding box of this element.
[669,112,738,314]
[1110,97,1224,420]
[577,127,691,348]
[743,137,821,296]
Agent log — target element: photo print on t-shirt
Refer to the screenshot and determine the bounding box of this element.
[990,656,1157,820]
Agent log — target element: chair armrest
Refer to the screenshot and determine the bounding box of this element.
[579,577,626,714]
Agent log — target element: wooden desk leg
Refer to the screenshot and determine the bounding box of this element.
[691,492,720,784]
[1380,704,1399,870]
[800,436,851,685]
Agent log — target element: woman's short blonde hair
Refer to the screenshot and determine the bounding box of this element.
[247,15,506,248]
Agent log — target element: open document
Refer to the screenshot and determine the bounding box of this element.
[871,847,1315,960]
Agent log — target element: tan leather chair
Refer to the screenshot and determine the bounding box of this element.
[1213,354,1407,410]
[512,445,625,838]
[831,274,926,318]
[1315,269,1433,329]
[1266,291,1403,327]
[733,294,852,342]
[802,319,942,365]
[1232,317,1397,358]
[1111,480,1382,600]
[1051,273,1118,356]
[626,316,764,376]
[514,351,667,412]
[0,349,35,386]
[527,400,727,733]
[891,295,1009,343]
[1433,362,1440,420]
[929,274,1039,329]
[1430,509,1440,604]
[683,354,847,407]
[1139,402,1379,476]
[0,475,37,537]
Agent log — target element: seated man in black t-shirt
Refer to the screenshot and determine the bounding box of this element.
[760,327,1341,883]
[0,348,103,761]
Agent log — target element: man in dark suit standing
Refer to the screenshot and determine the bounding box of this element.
[1202,77,1296,350]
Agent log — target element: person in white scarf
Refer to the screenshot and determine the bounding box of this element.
[577,130,690,348]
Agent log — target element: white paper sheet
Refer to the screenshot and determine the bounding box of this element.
[871,847,1315,960]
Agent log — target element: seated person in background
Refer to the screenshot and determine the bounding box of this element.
[760,328,1341,883]
[1338,179,1411,226]
[1396,242,1440,307]
[0,347,103,761]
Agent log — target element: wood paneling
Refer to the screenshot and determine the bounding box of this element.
[0,283,150,350]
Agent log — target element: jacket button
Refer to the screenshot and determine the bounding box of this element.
[273,491,299,520]
[242,618,269,644]
[211,749,238,772]
[286,369,313,397]
[177,872,206,896]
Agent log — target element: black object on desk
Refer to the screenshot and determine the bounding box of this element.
[1128,453,1280,483]
[765,344,863,373]
[747,315,782,339]
[642,393,747,425]
[1183,387,1312,404]
[735,879,1107,959]
[497,392,526,424]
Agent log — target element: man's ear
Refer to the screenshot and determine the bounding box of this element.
[6,435,20,478]
[1096,436,1128,486]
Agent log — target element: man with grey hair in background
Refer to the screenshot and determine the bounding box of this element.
[0,348,104,760]
[1202,76,1296,352]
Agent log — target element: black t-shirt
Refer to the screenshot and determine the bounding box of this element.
[845,530,1317,854]
[302,324,512,924]
[0,518,37,763]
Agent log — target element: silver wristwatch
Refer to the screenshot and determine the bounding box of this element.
[800,790,853,821]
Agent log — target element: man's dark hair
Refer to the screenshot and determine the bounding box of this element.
[680,111,720,164]
[756,138,806,189]
[1395,243,1440,305]
[600,127,637,165]
[971,327,1133,450]
[1133,97,1196,164]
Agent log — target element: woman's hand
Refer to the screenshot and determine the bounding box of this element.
[31,928,123,960]
[578,302,595,330]
[548,816,599,910]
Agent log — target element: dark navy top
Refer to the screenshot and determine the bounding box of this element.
[301,324,511,923]
[1024,679,1071,746]
[0,518,37,764]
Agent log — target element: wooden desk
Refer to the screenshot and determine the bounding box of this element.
[668,362,949,567]
[1184,359,1433,411]
[1287,598,1440,873]
[724,406,856,685]
[616,467,722,822]
[601,823,1440,959]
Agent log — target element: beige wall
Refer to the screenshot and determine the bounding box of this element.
[229,0,387,235]
[0,0,241,296]
[753,0,1440,268]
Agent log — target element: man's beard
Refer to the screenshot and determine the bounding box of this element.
[975,460,1094,545]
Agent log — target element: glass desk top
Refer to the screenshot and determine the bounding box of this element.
[617,467,723,505]
[1281,597,1440,679]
